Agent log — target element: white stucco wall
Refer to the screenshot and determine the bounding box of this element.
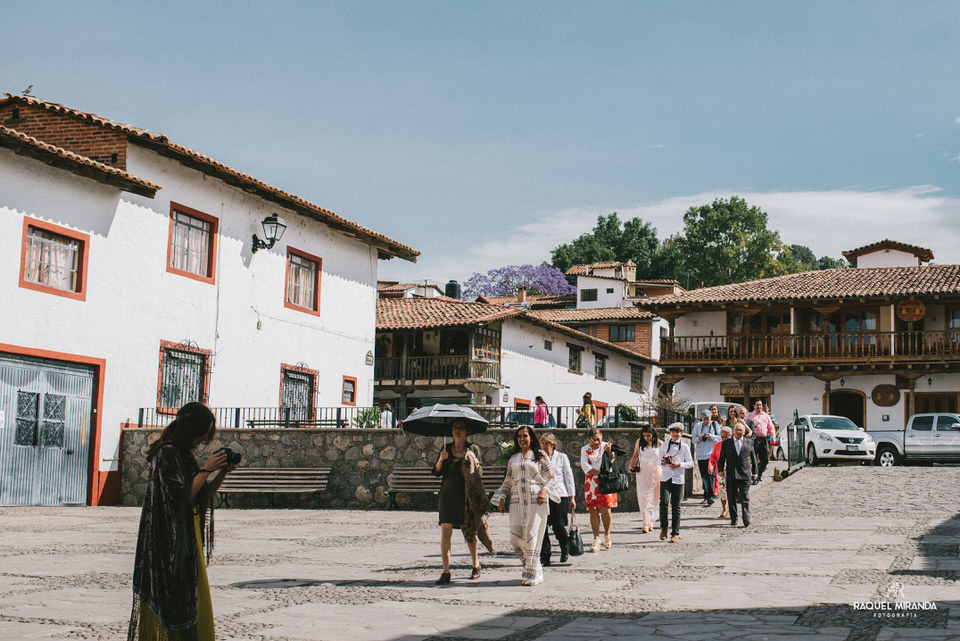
[674,311,726,337]
[576,276,626,309]
[855,249,920,268]
[2,145,387,475]
[498,318,653,409]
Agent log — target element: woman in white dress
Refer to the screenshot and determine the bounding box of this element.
[627,425,662,533]
[493,426,557,586]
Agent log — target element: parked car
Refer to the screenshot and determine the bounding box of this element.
[870,413,960,466]
[789,414,876,465]
[504,411,565,429]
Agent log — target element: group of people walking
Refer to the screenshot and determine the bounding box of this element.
[434,399,778,587]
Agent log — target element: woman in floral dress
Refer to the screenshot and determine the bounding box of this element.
[493,426,557,586]
[580,427,617,552]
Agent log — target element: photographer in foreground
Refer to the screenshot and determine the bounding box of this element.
[657,423,694,543]
[128,402,236,641]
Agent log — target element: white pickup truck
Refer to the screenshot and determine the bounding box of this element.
[870,413,960,466]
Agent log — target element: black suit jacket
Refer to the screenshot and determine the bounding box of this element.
[717,437,758,480]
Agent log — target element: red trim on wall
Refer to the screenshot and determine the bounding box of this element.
[18,216,90,301]
[284,246,323,316]
[342,375,357,406]
[593,400,609,420]
[514,397,531,411]
[0,342,107,506]
[165,202,218,284]
[156,340,212,414]
[279,363,319,415]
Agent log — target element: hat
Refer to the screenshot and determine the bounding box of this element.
[700,409,711,418]
[667,422,684,432]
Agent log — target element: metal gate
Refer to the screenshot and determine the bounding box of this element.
[0,354,95,506]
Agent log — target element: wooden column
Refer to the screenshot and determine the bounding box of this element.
[822,380,831,414]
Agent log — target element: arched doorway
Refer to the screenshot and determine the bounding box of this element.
[829,389,866,427]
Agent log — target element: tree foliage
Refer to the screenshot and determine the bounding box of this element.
[462,264,575,300]
[550,213,667,278]
[545,197,845,289]
[671,197,786,288]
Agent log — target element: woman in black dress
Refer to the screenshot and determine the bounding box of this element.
[431,419,482,584]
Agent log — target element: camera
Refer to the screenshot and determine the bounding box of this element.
[662,455,673,465]
[629,465,641,473]
[215,447,242,465]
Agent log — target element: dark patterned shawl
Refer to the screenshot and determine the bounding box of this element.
[127,445,208,641]
[461,454,494,555]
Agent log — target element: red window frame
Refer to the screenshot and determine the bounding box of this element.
[156,340,212,414]
[165,202,219,284]
[342,375,357,406]
[280,363,318,418]
[514,398,531,411]
[284,246,322,315]
[19,217,89,301]
[594,400,609,421]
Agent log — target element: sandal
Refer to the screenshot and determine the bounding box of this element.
[590,536,600,553]
[604,534,611,549]
[435,572,451,585]
[470,566,481,580]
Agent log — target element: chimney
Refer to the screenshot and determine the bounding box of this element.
[517,286,527,303]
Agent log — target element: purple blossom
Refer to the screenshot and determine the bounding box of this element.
[462,264,575,300]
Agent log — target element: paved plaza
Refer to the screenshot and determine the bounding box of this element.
[1,465,959,641]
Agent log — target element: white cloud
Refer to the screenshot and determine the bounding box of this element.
[384,187,960,283]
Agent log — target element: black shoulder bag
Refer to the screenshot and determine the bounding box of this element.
[597,451,629,494]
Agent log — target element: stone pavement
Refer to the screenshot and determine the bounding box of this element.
[1,465,958,641]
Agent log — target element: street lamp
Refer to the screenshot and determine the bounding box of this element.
[251,214,287,253]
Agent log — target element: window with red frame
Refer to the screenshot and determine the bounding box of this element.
[286,248,321,313]
[157,342,210,412]
[167,204,218,282]
[281,365,316,420]
[342,376,357,406]
[20,218,89,300]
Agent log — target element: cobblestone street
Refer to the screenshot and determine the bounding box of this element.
[1,465,958,640]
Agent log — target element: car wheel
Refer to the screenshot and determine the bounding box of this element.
[776,446,786,461]
[806,444,819,466]
[876,446,900,467]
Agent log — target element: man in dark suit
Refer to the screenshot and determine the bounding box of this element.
[717,422,758,527]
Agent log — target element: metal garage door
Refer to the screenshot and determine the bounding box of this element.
[0,354,95,506]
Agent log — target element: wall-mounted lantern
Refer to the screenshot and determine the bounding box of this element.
[251,214,287,253]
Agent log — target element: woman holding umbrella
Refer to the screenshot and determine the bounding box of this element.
[493,426,557,586]
[431,419,482,584]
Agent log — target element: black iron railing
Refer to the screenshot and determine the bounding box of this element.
[136,406,381,429]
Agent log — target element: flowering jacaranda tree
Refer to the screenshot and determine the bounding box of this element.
[462,264,575,301]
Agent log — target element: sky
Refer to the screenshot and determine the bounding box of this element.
[5,2,960,285]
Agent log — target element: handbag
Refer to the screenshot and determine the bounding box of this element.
[597,451,629,494]
[566,508,585,557]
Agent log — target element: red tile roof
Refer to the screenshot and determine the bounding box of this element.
[1,94,418,262]
[842,239,934,263]
[643,264,960,308]
[377,298,657,364]
[378,282,444,294]
[527,307,655,322]
[476,293,576,309]
[0,125,159,197]
[566,260,635,276]
[377,298,520,329]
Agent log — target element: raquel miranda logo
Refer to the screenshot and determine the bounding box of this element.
[852,582,938,618]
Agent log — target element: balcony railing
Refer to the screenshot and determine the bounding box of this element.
[135,406,380,429]
[661,330,960,362]
[374,355,500,384]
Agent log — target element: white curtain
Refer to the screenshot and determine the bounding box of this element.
[287,256,316,308]
[171,213,209,275]
[25,231,78,291]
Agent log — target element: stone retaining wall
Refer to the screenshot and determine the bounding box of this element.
[120,428,701,510]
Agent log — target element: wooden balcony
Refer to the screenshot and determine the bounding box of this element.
[661,330,960,365]
[375,355,501,387]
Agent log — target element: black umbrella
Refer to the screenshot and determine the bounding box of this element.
[400,404,489,437]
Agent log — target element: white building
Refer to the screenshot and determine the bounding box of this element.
[645,240,960,439]
[374,297,656,423]
[0,94,417,506]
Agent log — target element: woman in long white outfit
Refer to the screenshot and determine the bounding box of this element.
[493,426,557,586]
[627,425,662,533]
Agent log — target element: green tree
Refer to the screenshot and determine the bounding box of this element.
[672,196,785,287]
[550,213,661,277]
[817,255,847,270]
[777,244,848,273]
